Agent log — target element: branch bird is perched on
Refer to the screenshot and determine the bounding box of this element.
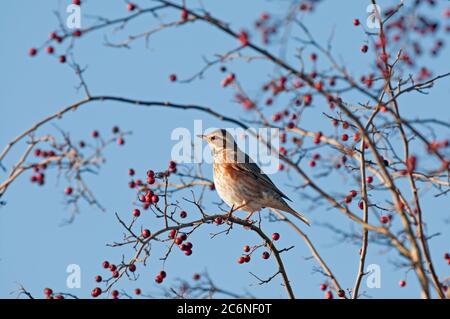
[199,129,310,226]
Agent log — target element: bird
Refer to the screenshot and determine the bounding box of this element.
[198,129,310,226]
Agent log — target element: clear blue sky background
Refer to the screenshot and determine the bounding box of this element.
[0,0,449,299]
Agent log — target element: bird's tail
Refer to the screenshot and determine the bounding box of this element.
[271,207,310,226]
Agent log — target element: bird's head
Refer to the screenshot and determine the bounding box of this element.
[198,129,237,154]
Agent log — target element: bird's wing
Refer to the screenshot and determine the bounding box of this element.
[231,155,291,201]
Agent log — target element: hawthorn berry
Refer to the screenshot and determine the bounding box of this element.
[169,74,177,82]
[102,261,110,269]
[28,48,37,57]
[337,290,345,298]
[180,210,187,218]
[128,264,136,272]
[117,137,125,145]
[72,0,81,5]
[353,19,360,26]
[132,209,140,217]
[243,245,250,253]
[109,264,117,272]
[361,45,368,53]
[142,229,151,238]
[151,195,159,203]
[320,284,327,291]
[181,9,189,21]
[112,271,119,278]
[64,186,73,195]
[72,30,82,37]
[237,256,245,264]
[46,46,54,54]
[214,217,223,225]
[91,287,101,298]
[237,30,249,46]
[325,291,333,299]
[111,290,119,299]
[184,249,192,256]
[193,273,200,281]
[159,271,167,278]
[341,134,349,141]
[168,229,176,239]
[366,176,373,183]
[95,275,102,283]
[128,168,135,176]
[127,2,136,11]
[44,288,53,296]
[380,216,390,224]
[262,251,270,259]
[272,233,280,241]
[91,130,99,138]
[399,280,406,287]
[58,55,66,63]
[134,288,141,295]
[155,275,163,284]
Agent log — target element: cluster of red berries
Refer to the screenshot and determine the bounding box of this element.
[320,283,345,299]
[168,230,193,256]
[155,270,167,284]
[343,189,358,205]
[444,252,450,265]
[43,287,64,299]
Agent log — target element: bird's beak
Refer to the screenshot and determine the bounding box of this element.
[197,134,206,140]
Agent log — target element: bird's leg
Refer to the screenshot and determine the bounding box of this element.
[224,202,246,219]
[245,211,255,221]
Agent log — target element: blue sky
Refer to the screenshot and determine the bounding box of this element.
[0,0,449,299]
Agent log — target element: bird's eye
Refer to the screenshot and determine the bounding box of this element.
[210,136,216,141]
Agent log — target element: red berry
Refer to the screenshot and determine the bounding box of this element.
[102,261,110,269]
[174,237,183,245]
[262,251,270,259]
[128,264,136,272]
[399,280,406,287]
[146,170,155,177]
[127,2,136,11]
[361,44,368,53]
[272,233,280,241]
[64,186,73,195]
[28,48,37,57]
[169,74,177,82]
[132,209,140,217]
[325,291,333,299]
[72,0,81,5]
[111,290,119,299]
[147,176,155,184]
[244,255,251,263]
[58,55,66,63]
[91,130,99,138]
[341,134,349,141]
[168,229,176,239]
[237,256,245,264]
[109,264,117,272]
[238,30,249,46]
[72,30,82,37]
[243,245,250,253]
[159,271,167,278]
[214,217,223,225]
[349,190,357,198]
[46,46,54,54]
[43,288,53,296]
[181,9,189,21]
[184,249,192,256]
[155,275,163,284]
[337,290,345,298]
[117,137,125,145]
[180,210,187,218]
[444,253,450,260]
[309,160,316,167]
[128,168,135,176]
[366,176,373,183]
[151,195,159,204]
[134,288,141,295]
[142,229,151,238]
[380,216,389,224]
[180,233,187,241]
[95,275,102,282]
[353,19,360,26]
[193,273,200,281]
[320,284,327,291]
[112,271,119,278]
[91,287,101,298]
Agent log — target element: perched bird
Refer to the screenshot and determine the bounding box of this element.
[199,129,310,226]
